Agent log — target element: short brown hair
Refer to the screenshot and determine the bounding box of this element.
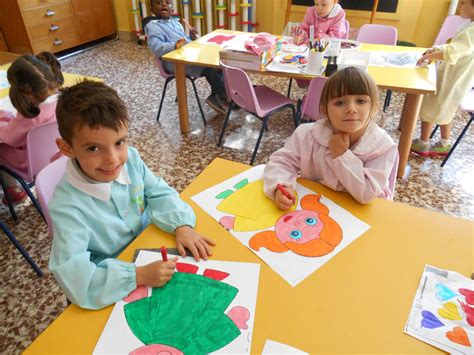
[320,67,380,120]
[56,80,129,144]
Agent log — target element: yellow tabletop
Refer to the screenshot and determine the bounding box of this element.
[25,158,473,354]
[163,29,436,95]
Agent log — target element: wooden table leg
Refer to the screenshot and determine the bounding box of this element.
[397,93,423,178]
[175,62,190,133]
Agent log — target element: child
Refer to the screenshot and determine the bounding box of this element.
[293,0,347,45]
[145,0,228,114]
[0,52,63,205]
[264,67,398,208]
[49,80,215,310]
[411,0,473,156]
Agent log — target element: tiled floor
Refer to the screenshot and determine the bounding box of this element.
[1,40,473,354]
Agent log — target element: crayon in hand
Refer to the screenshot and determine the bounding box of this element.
[160,246,168,262]
[277,184,295,203]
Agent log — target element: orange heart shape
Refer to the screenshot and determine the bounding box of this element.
[446,326,471,347]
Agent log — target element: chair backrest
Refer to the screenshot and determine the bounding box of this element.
[220,62,262,116]
[433,15,470,46]
[344,20,350,39]
[356,24,397,45]
[25,121,61,182]
[36,156,68,234]
[301,76,327,121]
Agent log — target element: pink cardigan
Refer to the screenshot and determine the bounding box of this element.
[299,4,347,39]
[263,119,398,204]
[0,95,58,175]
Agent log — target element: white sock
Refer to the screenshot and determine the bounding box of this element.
[440,138,450,146]
[419,138,430,146]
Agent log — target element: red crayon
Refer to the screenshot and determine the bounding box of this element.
[160,246,168,262]
[277,184,295,202]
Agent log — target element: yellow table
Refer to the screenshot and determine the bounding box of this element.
[162,30,437,178]
[24,158,472,354]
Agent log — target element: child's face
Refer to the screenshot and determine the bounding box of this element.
[459,0,474,20]
[324,95,372,134]
[151,0,172,19]
[58,123,129,183]
[314,0,336,18]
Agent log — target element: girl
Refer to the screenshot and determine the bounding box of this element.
[0,52,63,205]
[293,0,347,45]
[263,67,398,208]
[411,0,473,157]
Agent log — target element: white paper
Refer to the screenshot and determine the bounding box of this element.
[0,95,16,115]
[0,70,9,90]
[191,165,370,287]
[369,51,423,68]
[262,339,308,354]
[405,265,474,354]
[94,251,260,354]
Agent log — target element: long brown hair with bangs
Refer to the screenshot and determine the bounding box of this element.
[319,67,379,122]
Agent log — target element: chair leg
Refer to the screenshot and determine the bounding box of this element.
[440,115,473,167]
[217,103,233,147]
[287,78,293,98]
[250,116,269,165]
[157,78,172,122]
[430,125,439,139]
[291,104,298,128]
[190,78,207,125]
[1,220,43,277]
[383,90,392,112]
[0,171,18,221]
[15,179,46,223]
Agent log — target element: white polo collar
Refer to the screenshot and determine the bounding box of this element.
[65,158,132,201]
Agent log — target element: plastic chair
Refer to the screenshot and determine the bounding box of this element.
[296,76,327,122]
[0,121,60,221]
[36,156,68,234]
[344,20,350,39]
[1,218,42,276]
[154,59,207,125]
[429,89,473,167]
[218,62,296,165]
[356,24,397,112]
[433,15,470,46]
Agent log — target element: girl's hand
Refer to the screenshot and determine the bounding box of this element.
[175,225,215,261]
[274,187,296,211]
[416,49,443,66]
[292,29,305,45]
[175,38,186,49]
[329,132,350,158]
[135,257,178,287]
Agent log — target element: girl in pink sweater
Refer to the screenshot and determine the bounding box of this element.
[264,67,398,208]
[0,52,63,205]
[293,0,347,45]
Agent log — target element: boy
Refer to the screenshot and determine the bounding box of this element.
[145,0,228,114]
[49,80,215,310]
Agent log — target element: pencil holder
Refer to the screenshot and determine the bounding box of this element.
[305,50,324,75]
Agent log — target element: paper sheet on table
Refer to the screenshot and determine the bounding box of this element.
[0,70,9,90]
[405,264,474,354]
[262,339,308,354]
[369,51,423,68]
[0,96,16,115]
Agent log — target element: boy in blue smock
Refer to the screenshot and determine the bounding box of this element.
[145,0,228,114]
[49,80,215,310]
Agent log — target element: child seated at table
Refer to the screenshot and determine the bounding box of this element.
[0,52,63,206]
[144,0,228,114]
[263,67,398,209]
[411,0,474,157]
[49,80,215,310]
[292,0,347,45]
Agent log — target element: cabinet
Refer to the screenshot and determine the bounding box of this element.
[0,0,116,55]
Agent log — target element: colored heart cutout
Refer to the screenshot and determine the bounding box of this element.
[459,288,474,306]
[435,283,457,301]
[458,300,474,327]
[421,310,445,329]
[438,302,462,321]
[446,326,471,347]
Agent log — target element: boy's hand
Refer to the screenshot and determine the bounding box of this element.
[175,225,215,261]
[189,27,199,40]
[175,38,186,49]
[274,187,296,211]
[135,257,178,288]
[329,132,350,158]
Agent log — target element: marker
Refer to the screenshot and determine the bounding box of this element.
[277,184,295,203]
[160,246,168,262]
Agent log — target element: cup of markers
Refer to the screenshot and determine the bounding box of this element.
[305,40,328,75]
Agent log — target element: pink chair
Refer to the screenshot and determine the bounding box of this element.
[296,76,327,122]
[36,156,68,234]
[344,20,350,39]
[433,15,470,46]
[155,59,207,125]
[218,62,296,165]
[0,121,60,221]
